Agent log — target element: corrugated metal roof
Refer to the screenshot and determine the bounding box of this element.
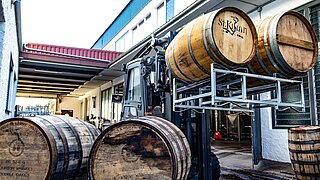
[24,43,122,61]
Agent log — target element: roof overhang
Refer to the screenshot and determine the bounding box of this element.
[18,43,122,98]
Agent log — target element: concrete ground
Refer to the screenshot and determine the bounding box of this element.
[212,140,296,180]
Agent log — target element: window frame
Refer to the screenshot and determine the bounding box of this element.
[115,31,129,52]
[6,55,17,113]
[132,13,152,45]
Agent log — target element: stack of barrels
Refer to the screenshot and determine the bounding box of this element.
[165,7,318,82]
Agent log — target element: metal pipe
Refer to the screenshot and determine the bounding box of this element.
[175,105,254,113]
[213,68,302,83]
[174,92,211,104]
[14,0,23,51]
[23,44,111,63]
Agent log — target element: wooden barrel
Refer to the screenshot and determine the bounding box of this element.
[89,116,191,180]
[248,11,318,78]
[165,7,257,82]
[288,126,320,180]
[0,115,100,180]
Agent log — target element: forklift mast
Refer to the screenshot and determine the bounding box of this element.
[121,35,220,180]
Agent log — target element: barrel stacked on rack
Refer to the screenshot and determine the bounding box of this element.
[165,7,318,82]
[88,116,191,180]
[165,7,258,82]
[0,115,100,180]
[248,11,318,78]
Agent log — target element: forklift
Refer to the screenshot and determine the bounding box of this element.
[120,35,220,180]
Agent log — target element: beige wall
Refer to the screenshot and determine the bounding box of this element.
[59,97,82,119]
[80,87,101,120]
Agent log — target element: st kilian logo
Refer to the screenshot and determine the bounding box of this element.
[217,15,248,39]
[9,131,25,157]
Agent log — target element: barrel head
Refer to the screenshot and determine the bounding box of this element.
[276,12,318,73]
[90,121,172,180]
[213,8,255,64]
[0,120,51,180]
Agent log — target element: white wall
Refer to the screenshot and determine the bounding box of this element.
[0,0,19,120]
[104,0,196,51]
[59,97,82,119]
[260,93,290,162]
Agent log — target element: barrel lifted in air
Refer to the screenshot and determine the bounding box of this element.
[165,7,258,82]
[248,11,318,78]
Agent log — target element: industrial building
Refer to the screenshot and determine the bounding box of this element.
[1,0,319,169]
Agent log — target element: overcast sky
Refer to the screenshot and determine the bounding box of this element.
[21,0,130,48]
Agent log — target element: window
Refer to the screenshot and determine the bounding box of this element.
[113,83,123,121]
[144,14,152,33]
[310,4,320,40]
[156,0,174,28]
[166,0,174,22]
[132,14,152,45]
[101,88,112,120]
[157,3,166,28]
[132,26,138,45]
[115,31,130,52]
[126,67,141,101]
[107,43,116,51]
[6,56,17,113]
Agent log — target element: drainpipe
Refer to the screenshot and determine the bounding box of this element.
[13,0,22,51]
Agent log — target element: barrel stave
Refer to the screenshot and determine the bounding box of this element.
[288,126,320,180]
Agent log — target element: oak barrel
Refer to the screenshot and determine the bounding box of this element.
[288,126,320,180]
[165,7,257,82]
[89,116,191,180]
[0,115,100,180]
[248,11,318,77]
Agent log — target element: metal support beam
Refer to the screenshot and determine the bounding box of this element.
[173,65,305,113]
[252,102,262,166]
[199,110,212,180]
[185,109,192,153]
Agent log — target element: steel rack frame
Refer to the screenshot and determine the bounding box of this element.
[173,64,305,113]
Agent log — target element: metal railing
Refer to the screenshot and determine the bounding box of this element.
[173,64,305,113]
